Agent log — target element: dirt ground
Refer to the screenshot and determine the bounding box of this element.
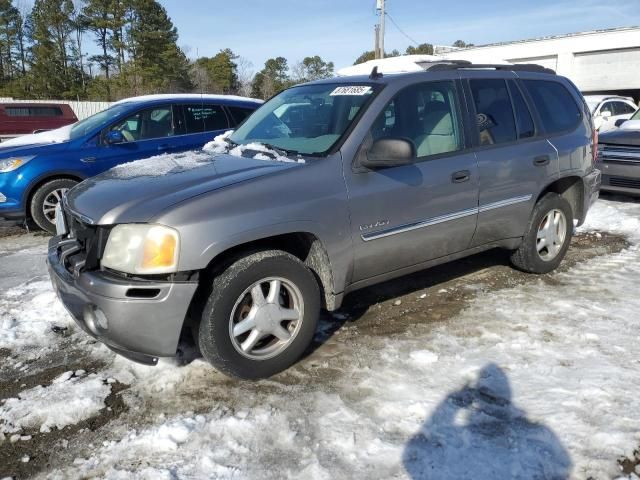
[0,221,630,479]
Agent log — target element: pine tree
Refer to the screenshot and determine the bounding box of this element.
[192,48,239,94]
[251,56,289,99]
[127,0,191,94]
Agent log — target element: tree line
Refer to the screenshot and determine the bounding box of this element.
[0,1,470,101]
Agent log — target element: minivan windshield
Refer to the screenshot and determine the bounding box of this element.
[69,103,133,140]
[229,83,378,155]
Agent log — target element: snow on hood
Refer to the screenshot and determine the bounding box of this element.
[108,151,215,179]
[0,124,73,148]
[203,130,305,164]
[619,119,640,131]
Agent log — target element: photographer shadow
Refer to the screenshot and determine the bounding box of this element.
[403,363,571,479]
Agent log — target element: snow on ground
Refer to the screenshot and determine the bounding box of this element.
[0,371,110,435]
[1,198,640,479]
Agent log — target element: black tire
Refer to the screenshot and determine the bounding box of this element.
[198,250,320,379]
[510,192,573,274]
[30,178,78,234]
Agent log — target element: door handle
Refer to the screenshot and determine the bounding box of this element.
[451,170,471,183]
[80,157,96,163]
[533,155,550,166]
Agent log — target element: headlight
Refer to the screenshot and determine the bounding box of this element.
[102,224,180,275]
[0,156,36,173]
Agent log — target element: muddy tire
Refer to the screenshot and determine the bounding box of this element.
[198,250,320,379]
[30,178,78,234]
[510,193,573,274]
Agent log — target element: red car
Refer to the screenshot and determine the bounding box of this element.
[0,103,78,141]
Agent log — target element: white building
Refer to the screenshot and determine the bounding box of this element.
[440,27,640,100]
[338,27,640,101]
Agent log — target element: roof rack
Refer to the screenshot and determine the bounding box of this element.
[417,61,556,75]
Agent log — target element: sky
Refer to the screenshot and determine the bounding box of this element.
[160,0,640,73]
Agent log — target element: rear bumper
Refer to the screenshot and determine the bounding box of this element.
[47,235,199,364]
[578,168,601,225]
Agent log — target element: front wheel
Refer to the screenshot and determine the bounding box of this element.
[30,178,78,234]
[198,250,320,379]
[510,193,573,274]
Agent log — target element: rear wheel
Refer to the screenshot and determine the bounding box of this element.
[198,250,320,379]
[510,193,573,274]
[30,178,78,234]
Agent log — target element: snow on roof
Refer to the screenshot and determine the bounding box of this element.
[337,55,443,76]
[113,93,263,106]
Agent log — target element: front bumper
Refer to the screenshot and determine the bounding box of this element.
[47,235,199,365]
[600,161,640,196]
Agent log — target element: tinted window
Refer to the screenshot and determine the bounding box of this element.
[181,105,228,134]
[508,81,535,139]
[523,80,581,134]
[6,106,63,117]
[470,79,517,145]
[227,106,255,125]
[613,102,636,116]
[371,81,463,158]
[599,102,614,115]
[109,106,174,142]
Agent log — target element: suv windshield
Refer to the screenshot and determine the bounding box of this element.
[229,83,378,155]
[69,103,134,140]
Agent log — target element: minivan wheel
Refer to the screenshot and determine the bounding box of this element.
[510,193,573,274]
[198,250,320,379]
[30,178,78,234]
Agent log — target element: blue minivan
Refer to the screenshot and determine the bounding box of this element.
[0,94,262,232]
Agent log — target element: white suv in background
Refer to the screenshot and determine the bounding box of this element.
[585,95,638,133]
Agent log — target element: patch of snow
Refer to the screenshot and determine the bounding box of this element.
[0,372,110,434]
[0,124,73,147]
[203,130,305,164]
[112,93,263,106]
[337,55,443,76]
[107,151,214,178]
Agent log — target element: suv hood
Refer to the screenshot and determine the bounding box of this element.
[0,139,70,157]
[65,151,302,225]
[599,126,640,147]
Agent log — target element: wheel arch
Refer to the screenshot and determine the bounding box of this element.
[196,231,337,312]
[25,172,85,219]
[535,175,585,223]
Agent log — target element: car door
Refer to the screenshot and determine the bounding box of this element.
[466,77,558,247]
[344,80,479,282]
[80,104,183,175]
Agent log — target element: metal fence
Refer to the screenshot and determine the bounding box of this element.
[0,98,112,120]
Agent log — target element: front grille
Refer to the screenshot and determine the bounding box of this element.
[608,176,640,190]
[58,206,108,275]
[598,144,640,163]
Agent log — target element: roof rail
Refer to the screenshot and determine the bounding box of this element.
[417,61,556,75]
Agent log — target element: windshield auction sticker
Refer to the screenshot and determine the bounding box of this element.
[330,86,373,96]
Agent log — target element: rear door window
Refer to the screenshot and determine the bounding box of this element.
[613,101,636,116]
[523,80,581,134]
[508,81,535,139]
[469,79,517,145]
[181,104,229,134]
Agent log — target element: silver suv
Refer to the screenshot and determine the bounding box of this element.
[48,62,601,379]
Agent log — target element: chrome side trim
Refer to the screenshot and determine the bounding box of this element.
[361,207,478,242]
[360,194,533,242]
[478,194,532,213]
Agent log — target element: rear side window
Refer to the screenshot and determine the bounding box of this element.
[523,80,581,134]
[614,102,636,116]
[182,104,229,133]
[6,106,63,117]
[469,79,517,145]
[227,106,255,125]
[508,81,535,139]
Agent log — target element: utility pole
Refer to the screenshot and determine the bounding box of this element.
[374,24,380,59]
[376,0,386,59]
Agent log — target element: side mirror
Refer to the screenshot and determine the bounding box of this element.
[105,130,125,145]
[615,119,628,128]
[600,110,612,119]
[361,138,415,169]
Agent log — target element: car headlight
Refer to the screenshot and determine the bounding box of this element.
[0,156,36,173]
[102,224,180,275]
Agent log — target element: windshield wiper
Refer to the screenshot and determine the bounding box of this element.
[255,142,299,157]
